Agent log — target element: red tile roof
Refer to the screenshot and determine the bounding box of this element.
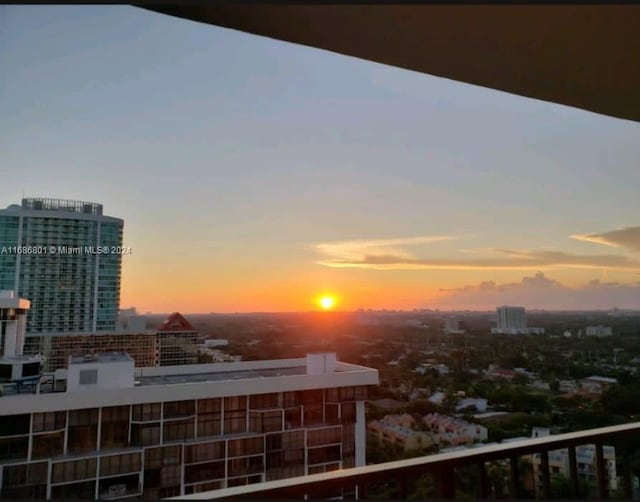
[157,312,196,333]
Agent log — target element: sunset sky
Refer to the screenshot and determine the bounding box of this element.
[2,6,640,312]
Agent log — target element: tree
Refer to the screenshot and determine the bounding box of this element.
[403,399,439,417]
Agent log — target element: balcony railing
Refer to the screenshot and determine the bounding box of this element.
[169,422,640,500]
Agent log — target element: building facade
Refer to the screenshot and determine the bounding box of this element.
[0,291,29,359]
[422,413,488,448]
[23,312,198,372]
[368,416,433,452]
[24,332,159,372]
[526,428,617,497]
[157,313,198,367]
[0,198,124,334]
[0,352,377,499]
[585,325,613,337]
[495,306,527,334]
[443,318,464,334]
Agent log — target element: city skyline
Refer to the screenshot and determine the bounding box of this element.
[2,6,640,313]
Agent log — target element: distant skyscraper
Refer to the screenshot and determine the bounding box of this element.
[444,317,464,334]
[494,305,528,334]
[0,198,124,334]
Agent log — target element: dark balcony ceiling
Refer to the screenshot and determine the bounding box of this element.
[143,4,640,123]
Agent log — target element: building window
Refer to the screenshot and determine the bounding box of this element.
[51,480,96,500]
[31,431,64,460]
[67,409,98,454]
[224,396,247,434]
[52,458,97,484]
[32,411,66,433]
[307,427,342,447]
[227,455,264,477]
[284,407,302,429]
[325,388,339,402]
[184,441,225,464]
[98,473,139,499]
[160,465,181,487]
[163,418,195,443]
[249,393,279,410]
[303,404,323,426]
[301,389,323,406]
[132,403,161,422]
[354,386,369,400]
[341,402,356,424]
[283,392,299,408]
[339,387,355,401]
[0,437,29,461]
[192,481,222,493]
[197,398,222,438]
[184,461,225,484]
[265,444,304,481]
[249,410,283,433]
[130,423,160,447]
[0,415,30,436]
[324,403,340,425]
[100,406,130,450]
[266,430,305,452]
[228,436,264,457]
[99,453,141,477]
[163,400,195,419]
[308,445,341,465]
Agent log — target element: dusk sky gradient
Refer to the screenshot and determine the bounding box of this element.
[2,6,640,312]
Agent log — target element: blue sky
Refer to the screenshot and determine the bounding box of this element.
[2,5,640,312]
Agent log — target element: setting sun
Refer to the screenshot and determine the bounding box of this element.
[318,295,336,310]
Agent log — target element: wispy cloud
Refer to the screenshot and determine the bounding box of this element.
[315,246,640,271]
[570,226,640,253]
[314,235,457,263]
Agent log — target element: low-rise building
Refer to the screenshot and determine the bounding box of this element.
[0,350,378,499]
[585,326,613,337]
[580,375,618,394]
[525,428,617,497]
[415,363,450,375]
[422,413,487,447]
[558,379,580,393]
[443,318,464,334]
[485,365,518,381]
[368,418,432,452]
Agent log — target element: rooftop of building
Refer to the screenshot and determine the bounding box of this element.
[0,290,30,310]
[69,352,132,365]
[136,364,307,386]
[423,413,481,431]
[0,198,122,222]
[368,420,422,440]
[0,354,379,413]
[156,312,197,333]
[21,198,103,214]
[584,375,618,384]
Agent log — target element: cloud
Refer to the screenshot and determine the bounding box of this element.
[570,226,640,252]
[314,235,457,263]
[435,272,640,310]
[315,246,640,271]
